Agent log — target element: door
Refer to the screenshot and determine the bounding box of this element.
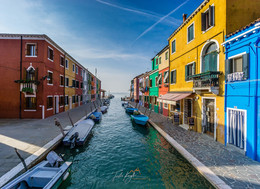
[69,97,72,109]
[55,96,59,114]
[184,99,192,124]
[203,99,215,137]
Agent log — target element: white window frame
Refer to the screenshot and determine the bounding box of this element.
[171,39,176,54]
[76,66,78,74]
[186,61,196,83]
[202,4,214,34]
[60,55,64,67]
[187,22,195,44]
[47,46,54,62]
[47,70,53,86]
[73,64,75,72]
[226,108,247,151]
[25,43,37,57]
[65,59,69,70]
[47,95,53,111]
[170,69,176,85]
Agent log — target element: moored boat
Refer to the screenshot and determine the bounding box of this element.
[100,106,108,114]
[63,119,95,147]
[131,115,149,126]
[89,111,102,123]
[125,107,138,114]
[2,151,72,189]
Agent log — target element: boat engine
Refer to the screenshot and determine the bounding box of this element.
[70,132,79,149]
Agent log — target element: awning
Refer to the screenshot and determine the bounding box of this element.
[158,92,192,105]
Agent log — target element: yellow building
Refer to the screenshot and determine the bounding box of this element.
[65,56,76,111]
[168,0,260,143]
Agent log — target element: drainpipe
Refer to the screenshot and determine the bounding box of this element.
[224,42,227,146]
[19,36,23,119]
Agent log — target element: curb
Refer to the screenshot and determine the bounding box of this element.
[148,119,231,189]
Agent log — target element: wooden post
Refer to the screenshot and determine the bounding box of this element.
[15,148,28,171]
[68,112,75,127]
[54,118,65,137]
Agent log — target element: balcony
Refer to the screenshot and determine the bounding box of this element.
[188,71,222,95]
[20,83,37,97]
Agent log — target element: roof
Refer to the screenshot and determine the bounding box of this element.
[226,18,260,38]
[151,45,169,60]
[0,33,98,78]
[168,0,209,41]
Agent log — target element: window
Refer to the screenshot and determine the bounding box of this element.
[157,74,162,85]
[156,58,158,65]
[185,63,195,81]
[76,81,79,88]
[73,64,75,72]
[187,23,194,42]
[65,96,69,105]
[60,56,64,67]
[26,67,36,80]
[202,42,218,73]
[65,59,69,69]
[171,40,176,54]
[80,82,83,89]
[226,53,249,81]
[76,66,78,74]
[26,44,37,56]
[159,57,161,64]
[201,5,215,31]
[24,97,36,109]
[164,71,169,83]
[47,47,54,61]
[60,75,64,86]
[59,96,64,106]
[165,51,169,60]
[65,77,69,87]
[150,79,152,87]
[76,96,78,103]
[164,103,168,109]
[72,80,76,88]
[72,96,75,104]
[170,70,176,84]
[47,71,53,85]
[47,96,53,109]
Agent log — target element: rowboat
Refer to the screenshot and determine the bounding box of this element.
[63,119,95,148]
[89,111,102,123]
[125,107,138,114]
[2,151,72,189]
[131,115,149,126]
[100,106,108,114]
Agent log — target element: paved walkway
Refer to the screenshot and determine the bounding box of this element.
[0,100,102,178]
[130,102,260,189]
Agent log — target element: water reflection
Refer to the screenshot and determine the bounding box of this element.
[56,93,213,189]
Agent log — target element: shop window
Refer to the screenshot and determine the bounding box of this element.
[47,96,53,109]
[185,63,196,81]
[201,5,215,31]
[24,97,36,109]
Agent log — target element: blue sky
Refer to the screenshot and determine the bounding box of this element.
[0,0,203,92]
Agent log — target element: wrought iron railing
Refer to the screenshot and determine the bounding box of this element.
[188,71,221,88]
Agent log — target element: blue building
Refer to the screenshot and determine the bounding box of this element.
[223,18,260,162]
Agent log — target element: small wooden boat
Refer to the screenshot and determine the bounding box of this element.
[100,106,108,114]
[131,115,149,126]
[125,107,138,114]
[63,119,95,148]
[122,102,128,107]
[89,111,102,123]
[2,151,72,189]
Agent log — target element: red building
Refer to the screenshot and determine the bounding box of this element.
[158,67,169,116]
[0,34,80,119]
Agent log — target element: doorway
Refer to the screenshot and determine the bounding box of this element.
[183,99,193,124]
[202,98,216,138]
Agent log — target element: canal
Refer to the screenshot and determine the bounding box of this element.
[57,93,213,189]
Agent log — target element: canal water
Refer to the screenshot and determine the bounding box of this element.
[57,93,213,189]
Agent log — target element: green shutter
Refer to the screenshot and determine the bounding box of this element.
[242,53,249,79]
[209,5,215,27]
[201,13,206,31]
[174,71,176,84]
[192,63,196,76]
[185,65,188,81]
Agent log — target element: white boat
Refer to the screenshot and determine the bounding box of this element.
[2,151,72,189]
[100,106,108,114]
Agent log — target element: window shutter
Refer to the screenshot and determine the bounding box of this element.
[185,65,188,81]
[23,68,27,80]
[174,71,176,84]
[201,13,206,31]
[35,68,38,81]
[25,44,28,56]
[192,63,196,76]
[242,53,249,79]
[209,5,215,27]
[35,44,38,56]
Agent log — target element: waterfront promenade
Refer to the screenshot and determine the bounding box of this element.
[130,102,260,189]
[0,100,102,187]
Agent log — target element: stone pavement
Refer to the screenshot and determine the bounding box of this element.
[0,100,102,178]
[130,102,260,189]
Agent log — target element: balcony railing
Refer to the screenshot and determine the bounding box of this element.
[20,83,37,96]
[188,71,222,95]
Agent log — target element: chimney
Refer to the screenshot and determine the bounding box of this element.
[183,14,187,22]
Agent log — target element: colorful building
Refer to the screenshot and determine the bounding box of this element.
[156,45,170,116]
[167,0,260,143]
[0,34,101,119]
[143,71,151,108]
[149,57,159,113]
[223,19,260,162]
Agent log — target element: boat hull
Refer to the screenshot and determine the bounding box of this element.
[125,108,138,114]
[131,115,149,126]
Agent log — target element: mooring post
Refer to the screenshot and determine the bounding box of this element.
[54,118,65,137]
[68,112,75,127]
[15,148,28,171]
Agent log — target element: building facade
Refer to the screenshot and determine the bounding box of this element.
[149,57,159,113]
[223,19,260,162]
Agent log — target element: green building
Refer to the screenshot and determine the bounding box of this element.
[149,56,159,113]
